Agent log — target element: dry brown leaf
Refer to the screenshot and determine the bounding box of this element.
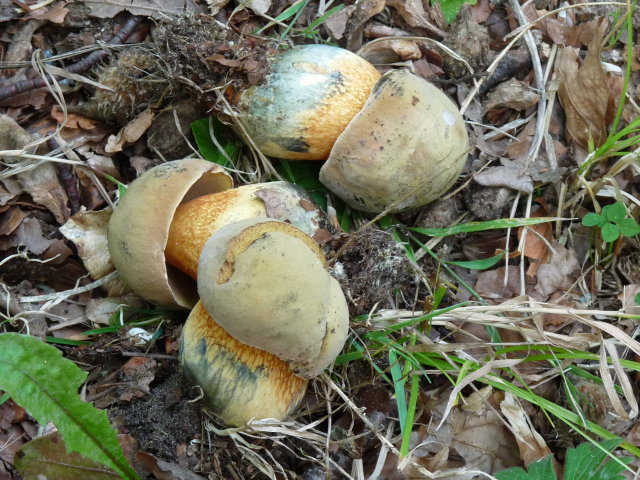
[556,26,609,148]
[51,105,98,130]
[0,217,55,254]
[500,392,553,467]
[533,243,579,299]
[411,387,521,474]
[345,0,385,51]
[105,109,156,153]
[485,79,540,111]
[0,206,29,236]
[119,357,157,401]
[136,451,205,480]
[358,39,422,65]
[475,266,522,302]
[59,208,114,279]
[386,0,445,37]
[26,2,69,23]
[85,0,205,19]
[324,5,355,40]
[518,201,552,277]
[473,165,534,193]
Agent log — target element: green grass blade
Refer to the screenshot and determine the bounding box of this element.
[389,349,408,435]
[400,373,420,458]
[410,217,559,237]
[0,333,139,480]
[301,4,346,36]
[444,251,505,270]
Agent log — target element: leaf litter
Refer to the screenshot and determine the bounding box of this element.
[1,0,640,479]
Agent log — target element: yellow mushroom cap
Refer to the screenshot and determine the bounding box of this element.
[181,300,308,426]
[197,218,349,378]
[319,69,469,213]
[238,44,381,160]
[107,159,233,308]
[165,182,329,280]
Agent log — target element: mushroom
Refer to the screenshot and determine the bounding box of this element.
[319,69,469,213]
[165,181,330,280]
[196,218,349,378]
[107,159,349,426]
[181,219,349,425]
[107,158,232,308]
[108,159,329,308]
[238,44,381,160]
[181,300,308,426]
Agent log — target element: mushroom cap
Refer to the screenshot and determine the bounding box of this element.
[197,218,349,378]
[238,44,381,160]
[165,181,330,280]
[108,159,233,308]
[181,300,307,426]
[319,69,469,213]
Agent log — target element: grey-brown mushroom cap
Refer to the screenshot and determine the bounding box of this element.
[197,218,349,377]
[107,159,233,308]
[319,69,469,213]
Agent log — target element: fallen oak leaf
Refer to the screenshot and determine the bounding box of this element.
[556,23,609,148]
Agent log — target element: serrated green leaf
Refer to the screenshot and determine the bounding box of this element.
[601,223,620,243]
[495,455,556,480]
[602,202,627,223]
[436,0,477,23]
[191,117,239,168]
[617,218,640,237]
[15,432,120,479]
[564,439,624,480]
[582,212,605,227]
[0,333,139,480]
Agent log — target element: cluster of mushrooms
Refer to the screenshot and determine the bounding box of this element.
[107,45,469,426]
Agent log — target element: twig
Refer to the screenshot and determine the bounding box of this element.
[0,16,144,101]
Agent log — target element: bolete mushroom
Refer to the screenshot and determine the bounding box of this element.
[238,44,381,160]
[181,300,308,426]
[107,158,232,308]
[319,69,469,213]
[108,159,329,308]
[107,159,349,426]
[196,218,349,378]
[181,219,349,425]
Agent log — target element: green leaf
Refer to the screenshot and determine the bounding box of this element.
[191,117,239,168]
[602,202,627,223]
[274,159,329,210]
[410,217,556,237]
[582,212,605,227]
[564,438,626,480]
[436,0,477,23]
[444,251,505,270]
[0,333,139,480]
[601,223,620,243]
[495,455,556,480]
[617,218,640,237]
[635,292,640,305]
[301,4,346,37]
[15,432,120,479]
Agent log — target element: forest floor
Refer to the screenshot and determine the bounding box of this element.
[2,0,640,479]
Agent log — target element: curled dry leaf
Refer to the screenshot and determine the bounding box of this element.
[484,79,540,111]
[344,0,386,51]
[105,108,156,153]
[473,165,534,194]
[533,243,580,299]
[59,209,114,280]
[500,392,553,467]
[0,115,70,224]
[556,27,609,148]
